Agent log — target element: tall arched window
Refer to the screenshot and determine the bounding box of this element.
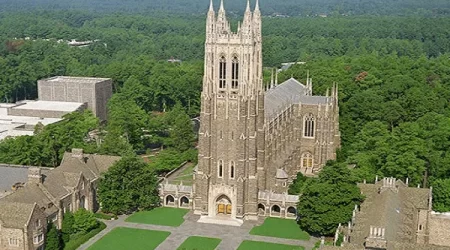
[218,160,223,178]
[219,56,226,89]
[230,161,235,179]
[303,114,315,138]
[231,56,239,89]
[301,153,313,169]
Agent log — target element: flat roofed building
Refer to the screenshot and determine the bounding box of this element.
[38,76,113,121]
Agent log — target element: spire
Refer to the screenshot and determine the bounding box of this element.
[209,0,214,12]
[245,0,251,13]
[326,88,330,97]
[275,69,278,86]
[270,68,274,89]
[242,0,252,33]
[219,0,224,12]
[255,0,260,12]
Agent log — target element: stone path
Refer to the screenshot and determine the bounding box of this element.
[78,213,318,250]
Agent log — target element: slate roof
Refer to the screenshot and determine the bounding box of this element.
[1,183,58,216]
[0,202,37,228]
[0,150,120,229]
[276,169,289,179]
[264,78,329,120]
[0,165,52,192]
[349,179,433,247]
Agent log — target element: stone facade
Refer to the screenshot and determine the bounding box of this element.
[327,177,450,250]
[37,76,113,121]
[0,149,120,250]
[190,0,339,222]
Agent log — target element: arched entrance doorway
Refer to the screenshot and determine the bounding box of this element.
[216,195,232,216]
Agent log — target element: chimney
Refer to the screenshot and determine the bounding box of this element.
[28,167,42,184]
[72,148,84,159]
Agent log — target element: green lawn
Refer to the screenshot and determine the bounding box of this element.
[177,236,221,250]
[88,227,170,250]
[237,240,304,250]
[126,207,188,227]
[250,218,310,240]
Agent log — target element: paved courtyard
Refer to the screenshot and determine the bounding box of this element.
[79,212,318,250]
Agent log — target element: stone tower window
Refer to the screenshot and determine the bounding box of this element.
[219,56,226,89]
[301,152,313,169]
[218,160,223,178]
[230,161,235,179]
[303,114,315,138]
[231,56,239,89]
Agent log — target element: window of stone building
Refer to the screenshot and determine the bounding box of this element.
[9,238,19,246]
[230,161,235,179]
[303,114,315,138]
[301,153,313,169]
[231,56,239,89]
[219,56,226,89]
[33,234,44,244]
[219,130,223,140]
[35,219,41,228]
[81,181,85,190]
[231,131,234,140]
[218,160,223,178]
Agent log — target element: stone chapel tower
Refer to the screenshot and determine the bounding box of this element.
[194,0,265,221]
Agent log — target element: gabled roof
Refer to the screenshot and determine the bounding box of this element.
[264,78,329,120]
[0,202,37,228]
[1,183,57,217]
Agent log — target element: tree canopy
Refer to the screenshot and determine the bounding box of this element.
[97,156,160,214]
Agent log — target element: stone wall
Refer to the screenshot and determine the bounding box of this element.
[37,77,112,121]
[429,213,450,247]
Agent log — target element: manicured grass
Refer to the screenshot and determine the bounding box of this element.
[125,207,189,227]
[88,227,170,250]
[250,218,310,240]
[177,236,221,250]
[237,240,304,250]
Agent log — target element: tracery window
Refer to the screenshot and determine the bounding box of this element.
[230,161,235,179]
[303,114,315,138]
[301,152,313,169]
[218,160,223,178]
[231,56,239,89]
[219,56,226,89]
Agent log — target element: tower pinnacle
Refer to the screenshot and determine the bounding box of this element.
[209,0,214,11]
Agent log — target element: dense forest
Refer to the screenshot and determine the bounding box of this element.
[0,0,450,233]
[1,0,450,16]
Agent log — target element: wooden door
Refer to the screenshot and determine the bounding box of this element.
[226,204,232,214]
[218,204,225,214]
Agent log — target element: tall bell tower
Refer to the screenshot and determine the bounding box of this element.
[194,0,265,222]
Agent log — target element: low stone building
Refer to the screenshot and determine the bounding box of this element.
[0,149,120,250]
[323,177,450,250]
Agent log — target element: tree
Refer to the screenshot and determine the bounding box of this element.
[297,163,364,236]
[97,156,160,214]
[61,211,74,243]
[288,172,308,195]
[167,104,195,152]
[431,178,450,212]
[45,222,62,250]
[72,209,99,234]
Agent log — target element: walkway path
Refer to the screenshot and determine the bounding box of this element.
[78,212,318,250]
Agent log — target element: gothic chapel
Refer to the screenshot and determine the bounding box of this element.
[160,0,340,224]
